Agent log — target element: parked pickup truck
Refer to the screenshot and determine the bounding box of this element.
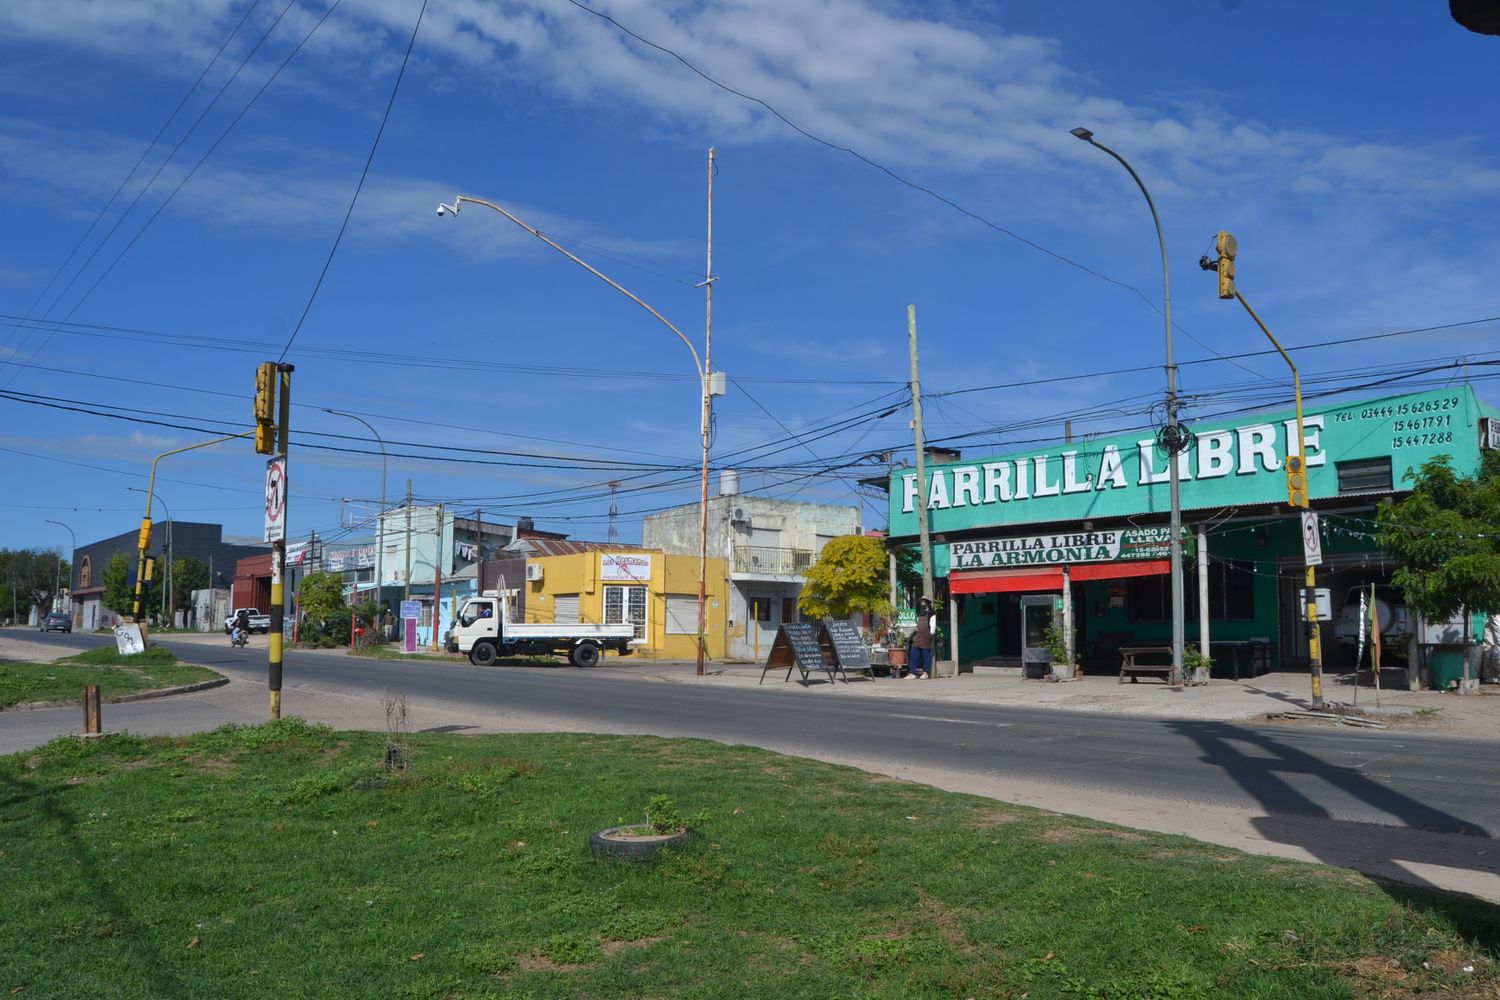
[446,590,635,667]
[224,607,272,634]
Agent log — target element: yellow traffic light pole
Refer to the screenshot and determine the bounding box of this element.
[133,432,254,644]
[1202,234,1325,709]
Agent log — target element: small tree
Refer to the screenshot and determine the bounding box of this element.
[299,571,348,622]
[102,551,150,620]
[1377,452,1500,681]
[798,535,892,625]
[171,557,209,613]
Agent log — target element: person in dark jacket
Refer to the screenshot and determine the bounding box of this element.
[906,598,936,679]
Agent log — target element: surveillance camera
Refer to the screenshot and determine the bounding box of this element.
[436,204,447,217]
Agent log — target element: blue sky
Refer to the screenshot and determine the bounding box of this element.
[2,0,1498,559]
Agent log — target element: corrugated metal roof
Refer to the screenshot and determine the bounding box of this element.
[522,538,654,558]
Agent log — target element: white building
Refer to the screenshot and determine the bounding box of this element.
[642,477,861,659]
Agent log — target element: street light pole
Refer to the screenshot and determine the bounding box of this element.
[44,519,74,615]
[133,432,251,644]
[324,408,387,607]
[1071,126,1185,685]
[437,192,714,675]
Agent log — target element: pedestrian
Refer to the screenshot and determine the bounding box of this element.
[381,609,394,642]
[906,598,937,679]
[1482,612,1500,684]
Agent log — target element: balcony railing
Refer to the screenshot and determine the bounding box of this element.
[732,545,814,577]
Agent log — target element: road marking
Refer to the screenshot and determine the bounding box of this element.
[891,714,1011,726]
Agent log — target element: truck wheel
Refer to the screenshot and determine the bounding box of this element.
[570,641,600,668]
[470,641,498,666]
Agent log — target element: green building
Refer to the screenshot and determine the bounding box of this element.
[886,385,1499,677]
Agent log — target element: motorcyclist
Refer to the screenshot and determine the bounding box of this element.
[231,609,251,645]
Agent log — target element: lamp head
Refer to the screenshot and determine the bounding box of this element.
[1070,126,1094,142]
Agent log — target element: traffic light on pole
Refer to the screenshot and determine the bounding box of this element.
[254,362,277,455]
[1214,231,1236,299]
[1285,454,1308,508]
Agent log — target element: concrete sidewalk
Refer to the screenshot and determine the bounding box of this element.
[638,659,1500,739]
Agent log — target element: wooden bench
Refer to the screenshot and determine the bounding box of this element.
[1119,644,1174,683]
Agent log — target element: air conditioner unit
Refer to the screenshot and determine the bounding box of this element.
[731,507,748,523]
[525,564,544,582]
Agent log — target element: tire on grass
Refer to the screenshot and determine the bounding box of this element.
[469,641,498,666]
[588,826,691,862]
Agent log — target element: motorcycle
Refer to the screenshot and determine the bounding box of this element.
[230,627,249,649]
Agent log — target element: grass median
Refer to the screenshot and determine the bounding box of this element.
[3,723,1496,999]
[0,645,221,709]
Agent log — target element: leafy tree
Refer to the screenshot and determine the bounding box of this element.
[0,547,72,621]
[1377,452,1500,627]
[299,571,348,623]
[102,552,144,619]
[798,535,893,621]
[171,557,209,612]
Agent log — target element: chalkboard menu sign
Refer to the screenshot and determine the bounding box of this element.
[759,621,833,685]
[821,619,874,681]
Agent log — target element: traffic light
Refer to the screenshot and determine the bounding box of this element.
[1214,230,1236,299]
[254,361,277,455]
[1286,453,1308,508]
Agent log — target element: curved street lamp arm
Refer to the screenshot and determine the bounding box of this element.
[443,195,704,381]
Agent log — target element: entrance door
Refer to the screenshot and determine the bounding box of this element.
[748,593,780,658]
[1021,595,1055,679]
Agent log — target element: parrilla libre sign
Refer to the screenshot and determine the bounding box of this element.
[949,527,1178,569]
[888,387,1490,539]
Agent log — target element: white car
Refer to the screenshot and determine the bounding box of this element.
[1334,585,1410,655]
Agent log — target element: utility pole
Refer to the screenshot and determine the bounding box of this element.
[696,146,717,675]
[404,480,413,602]
[1201,233,1325,709]
[267,363,293,720]
[908,305,935,605]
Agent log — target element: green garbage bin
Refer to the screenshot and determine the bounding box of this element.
[1429,647,1467,690]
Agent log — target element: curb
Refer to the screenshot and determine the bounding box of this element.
[7,676,230,712]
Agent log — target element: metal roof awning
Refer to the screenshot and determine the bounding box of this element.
[950,559,1171,595]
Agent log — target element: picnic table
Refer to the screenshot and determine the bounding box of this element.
[1119,644,1174,683]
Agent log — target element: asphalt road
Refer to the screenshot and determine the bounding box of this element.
[9,629,1500,899]
[11,630,1497,841]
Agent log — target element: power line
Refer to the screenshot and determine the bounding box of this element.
[278,0,427,360]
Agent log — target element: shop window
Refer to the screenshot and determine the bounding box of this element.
[752,598,772,622]
[1128,560,1255,622]
[1337,457,1392,494]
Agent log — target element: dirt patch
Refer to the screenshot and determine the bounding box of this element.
[1334,952,1497,999]
[966,809,1024,831]
[1040,825,1148,844]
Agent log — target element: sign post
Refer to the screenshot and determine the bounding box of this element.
[400,599,421,654]
[1301,511,1323,567]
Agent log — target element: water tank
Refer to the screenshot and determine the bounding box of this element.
[719,470,739,497]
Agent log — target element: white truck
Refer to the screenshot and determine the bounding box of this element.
[446,590,636,667]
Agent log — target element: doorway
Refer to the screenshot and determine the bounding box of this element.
[1021,595,1056,679]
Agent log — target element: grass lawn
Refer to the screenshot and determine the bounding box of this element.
[2,723,1496,1000]
[0,645,220,709]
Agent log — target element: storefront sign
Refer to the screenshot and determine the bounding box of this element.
[890,387,1487,540]
[948,527,1180,569]
[601,553,652,582]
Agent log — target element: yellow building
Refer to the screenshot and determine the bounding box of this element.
[522,547,728,660]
